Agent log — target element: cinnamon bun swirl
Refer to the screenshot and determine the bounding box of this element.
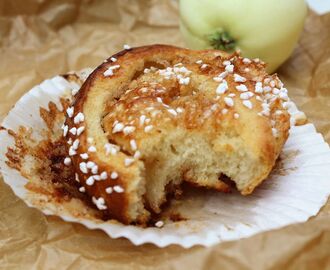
[63,45,290,224]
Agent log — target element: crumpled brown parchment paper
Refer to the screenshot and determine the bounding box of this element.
[0,1,329,269]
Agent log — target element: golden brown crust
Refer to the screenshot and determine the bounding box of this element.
[63,45,291,224]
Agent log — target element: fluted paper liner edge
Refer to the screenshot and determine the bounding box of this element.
[0,74,330,248]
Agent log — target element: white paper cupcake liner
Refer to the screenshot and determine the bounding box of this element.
[1,73,330,248]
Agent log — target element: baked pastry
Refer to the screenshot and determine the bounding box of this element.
[63,45,290,224]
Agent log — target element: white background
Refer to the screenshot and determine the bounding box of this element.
[307,0,330,14]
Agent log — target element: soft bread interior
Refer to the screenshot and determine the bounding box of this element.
[141,128,226,213]
[129,125,266,213]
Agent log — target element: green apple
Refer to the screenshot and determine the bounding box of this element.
[180,0,307,73]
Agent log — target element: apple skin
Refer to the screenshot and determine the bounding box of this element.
[180,0,307,73]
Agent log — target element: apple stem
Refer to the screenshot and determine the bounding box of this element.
[208,31,236,51]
